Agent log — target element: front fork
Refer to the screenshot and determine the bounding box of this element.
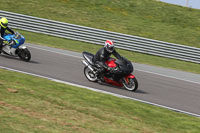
[16,45,27,54]
[124,74,135,83]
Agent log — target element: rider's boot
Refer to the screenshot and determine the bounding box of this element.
[96,68,105,82]
[97,73,105,82]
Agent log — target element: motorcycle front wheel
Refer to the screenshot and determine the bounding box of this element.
[122,77,138,91]
[84,66,98,82]
[18,48,31,62]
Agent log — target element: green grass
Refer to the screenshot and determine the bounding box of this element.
[1,0,200,48]
[17,29,200,74]
[0,1,199,132]
[0,69,200,133]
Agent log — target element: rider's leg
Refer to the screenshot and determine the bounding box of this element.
[0,40,3,53]
[95,61,106,81]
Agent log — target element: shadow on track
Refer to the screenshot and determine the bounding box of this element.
[97,81,147,94]
[0,54,40,64]
[134,90,148,94]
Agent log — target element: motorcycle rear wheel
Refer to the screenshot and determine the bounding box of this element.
[18,48,31,62]
[122,77,138,91]
[84,66,98,82]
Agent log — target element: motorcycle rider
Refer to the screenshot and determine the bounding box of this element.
[93,40,122,80]
[0,17,15,53]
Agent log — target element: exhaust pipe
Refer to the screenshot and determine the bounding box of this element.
[82,60,95,72]
[82,60,89,66]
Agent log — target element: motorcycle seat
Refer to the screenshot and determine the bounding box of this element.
[82,51,95,65]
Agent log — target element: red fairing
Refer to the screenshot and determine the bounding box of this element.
[104,77,123,87]
[126,74,135,79]
[105,59,117,68]
[124,74,135,83]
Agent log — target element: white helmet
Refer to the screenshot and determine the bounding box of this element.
[104,40,115,53]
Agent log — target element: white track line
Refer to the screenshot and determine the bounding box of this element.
[136,69,200,85]
[0,65,199,117]
[29,45,200,85]
[29,45,83,59]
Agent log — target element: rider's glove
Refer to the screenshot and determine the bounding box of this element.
[107,67,112,71]
[112,67,119,73]
[107,67,117,73]
[3,40,9,44]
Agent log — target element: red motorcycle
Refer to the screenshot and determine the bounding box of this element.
[82,51,138,91]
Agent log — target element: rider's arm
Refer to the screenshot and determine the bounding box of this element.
[6,27,15,34]
[112,49,122,60]
[0,29,5,41]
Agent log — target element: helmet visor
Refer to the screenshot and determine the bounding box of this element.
[1,22,8,28]
[107,46,114,53]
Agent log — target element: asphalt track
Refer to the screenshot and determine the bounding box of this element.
[0,44,200,117]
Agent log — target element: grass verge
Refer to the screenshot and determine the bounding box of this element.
[0,69,200,133]
[1,0,200,48]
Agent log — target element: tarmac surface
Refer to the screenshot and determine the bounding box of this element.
[0,43,199,116]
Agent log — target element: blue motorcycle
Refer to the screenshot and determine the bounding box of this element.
[1,32,31,62]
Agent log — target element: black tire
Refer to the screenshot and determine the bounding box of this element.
[122,77,138,91]
[19,48,31,62]
[84,66,98,82]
